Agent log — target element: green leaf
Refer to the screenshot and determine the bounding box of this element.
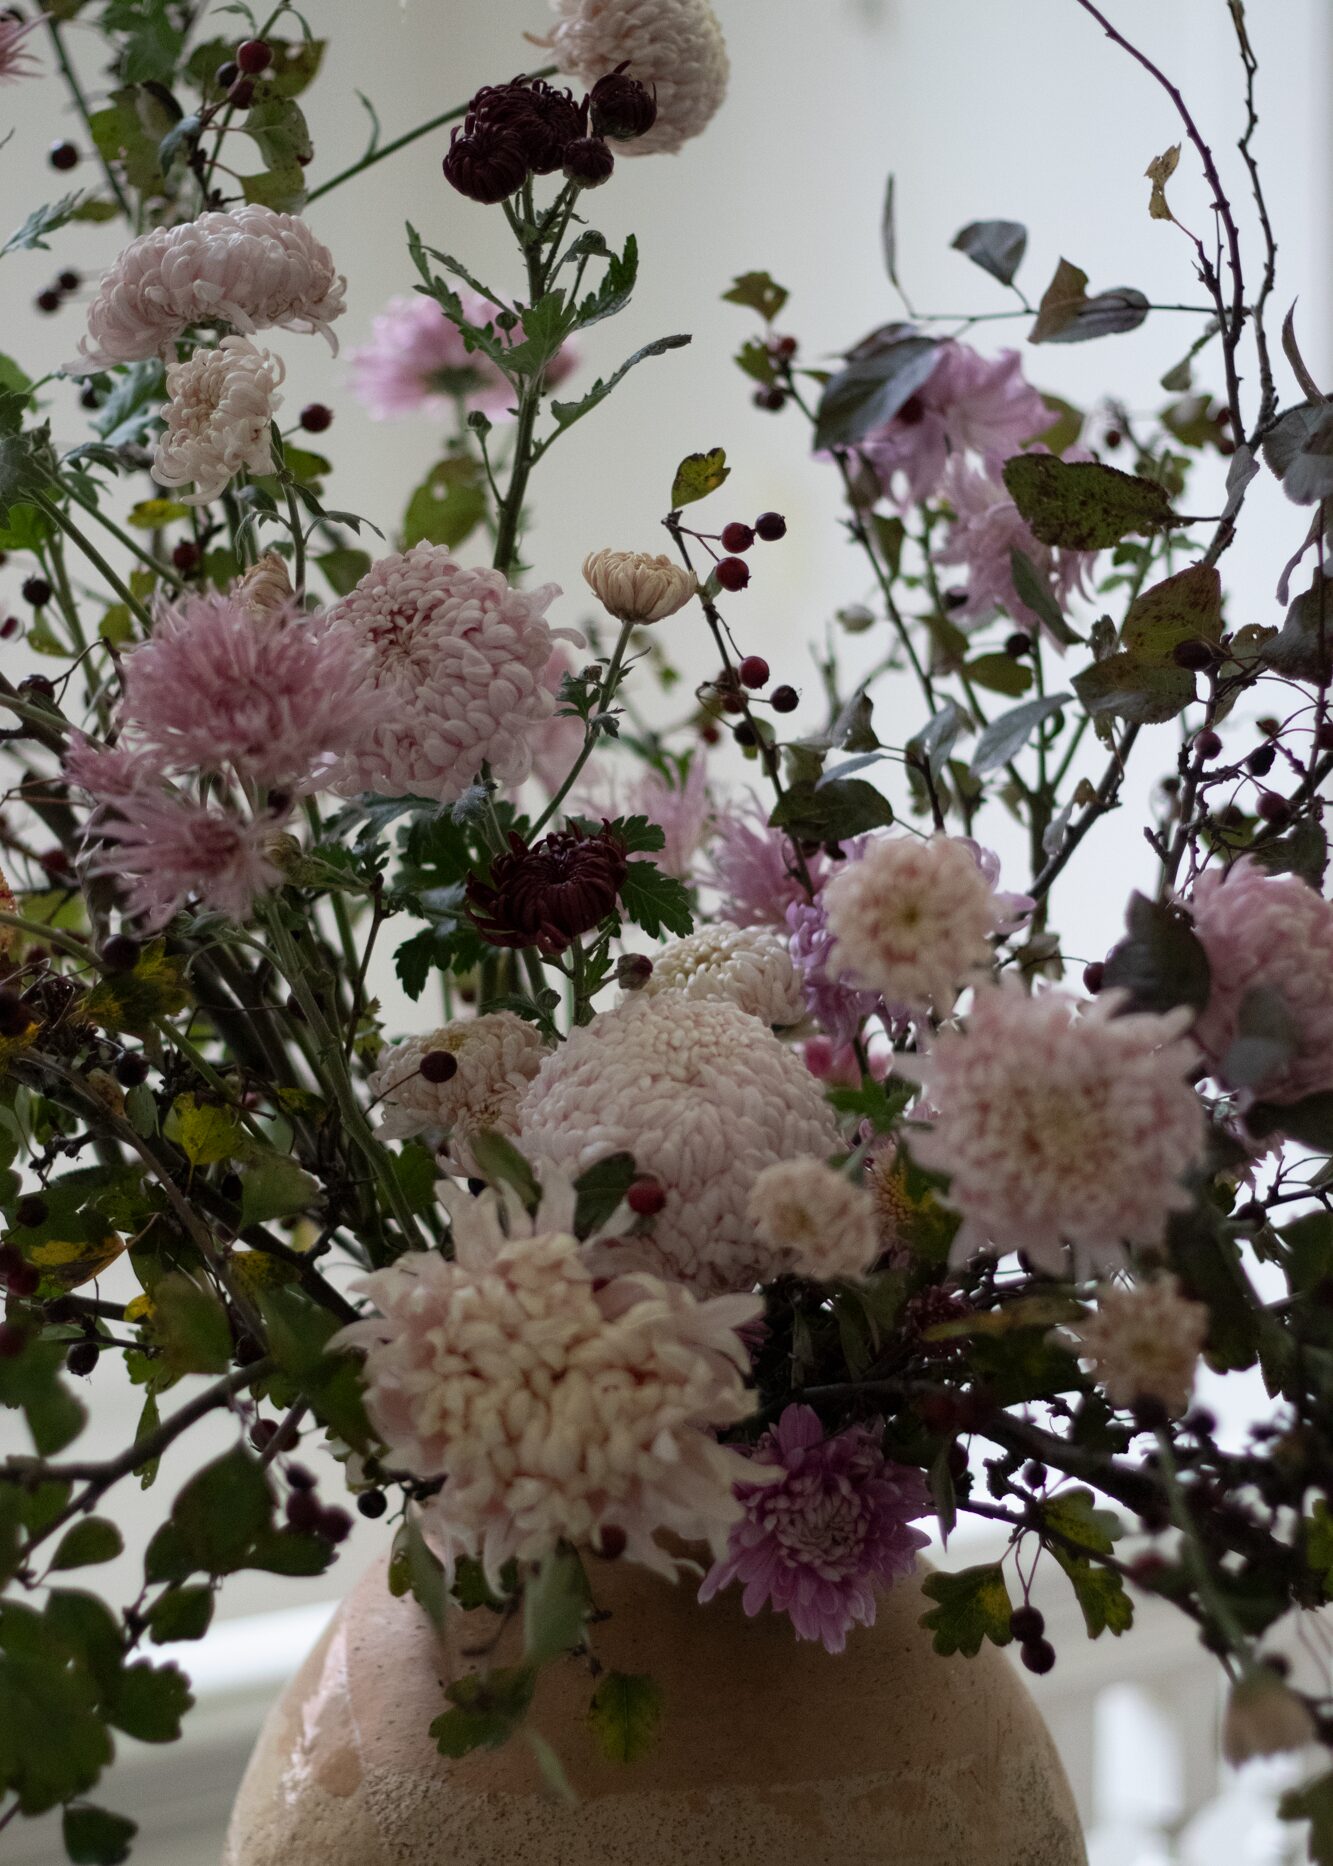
[240,163,307,214]
[1247,1092,1333,1153]
[1102,891,1210,1016]
[468,1131,541,1211]
[616,860,694,941]
[2,194,87,258]
[452,1555,517,1613]
[1051,1548,1134,1638]
[238,1154,321,1228]
[951,218,1026,287]
[1002,453,1178,550]
[1249,816,1328,889]
[246,1528,336,1577]
[62,1805,138,1865]
[146,1585,213,1645]
[670,447,729,510]
[431,1666,535,1757]
[586,1671,664,1764]
[107,1658,192,1743]
[814,331,940,450]
[919,1564,1014,1657]
[88,88,165,194]
[170,1447,273,1576]
[258,1284,372,1450]
[574,231,638,328]
[1009,547,1083,644]
[572,1153,637,1239]
[523,1545,590,1667]
[315,546,372,597]
[964,652,1032,698]
[1043,1487,1122,1555]
[0,1602,113,1814]
[402,454,487,551]
[50,1519,123,1572]
[549,333,691,436]
[165,1093,247,1168]
[241,89,313,169]
[1073,651,1196,726]
[0,1339,88,1456]
[970,694,1070,775]
[152,1273,231,1377]
[721,271,789,321]
[43,1591,121,1698]
[769,776,894,844]
[1280,1771,1333,1865]
[84,940,191,1038]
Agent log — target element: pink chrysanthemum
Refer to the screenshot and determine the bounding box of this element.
[77,789,282,930]
[62,733,163,806]
[578,754,713,881]
[699,1404,930,1654]
[541,0,729,157]
[859,342,1050,507]
[518,993,841,1294]
[708,801,824,928]
[117,594,384,792]
[80,205,346,366]
[527,647,588,795]
[328,544,581,803]
[906,985,1206,1278]
[338,1179,762,1584]
[935,457,1094,639]
[152,335,284,503]
[0,13,40,82]
[1188,858,1333,1106]
[368,1013,547,1176]
[348,289,574,421]
[786,892,884,1048]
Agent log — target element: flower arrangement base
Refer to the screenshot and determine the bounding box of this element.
[223,1553,1085,1866]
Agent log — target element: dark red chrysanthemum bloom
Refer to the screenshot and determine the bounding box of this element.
[442,125,530,205]
[563,136,615,189]
[468,74,585,176]
[467,824,628,954]
[589,63,658,141]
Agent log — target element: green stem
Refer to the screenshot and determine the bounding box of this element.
[530,622,634,838]
[53,470,186,592]
[28,491,155,635]
[283,479,307,598]
[45,17,132,219]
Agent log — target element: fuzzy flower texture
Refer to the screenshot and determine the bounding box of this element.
[369,1012,547,1176]
[348,288,575,422]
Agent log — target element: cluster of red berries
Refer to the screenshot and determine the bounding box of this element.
[1010,1604,1056,1675]
[247,1429,356,1545]
[712,510,787,593]
[34,266,80,317]
[754,335,799,412]
[215,37,273,111]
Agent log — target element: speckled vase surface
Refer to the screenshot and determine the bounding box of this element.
[224,1552,1086,1866]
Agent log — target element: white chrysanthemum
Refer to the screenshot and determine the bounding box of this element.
[642,921,805,1026]
[151,336,284,504]
[80,205,346,366]
[542,0,729,155]
[1070,1274,1208,1417]
[369,1013,547,1175]
[518,993,841,1293]
[747,1158,878,1283]
[823,834,1004,1012]
[907,985,1206,1278]
[328,544,580,803]
[582,548,697,623]
[338,1177,763,1583]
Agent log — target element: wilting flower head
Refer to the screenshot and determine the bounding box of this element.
[935,457,1094,638]
[822,833,1008,1013]
[347,289,574,423]
[542,0,728,156]
[747,1159,879,1282]
[518,992,841,1293]
[338,1177,762,1584]
[234,553,293,618]
[151,336,284,503]
[369,1013,547,1176]
[699,1404,929,1653]
[583,548,697,624]
[589,63,659,140]
[0,12,40,82]
[1222,1669,1317,1765]
[642,921,805,1027]
[466,74,585,174]
[81,205,346,365]
[467,823,627,954]
[786,890,883,1047]
[1188,858,1333,1107]
[116,593,384,793]
[327,544,579,803]
[709,802,824,928]
[1070,1273,1208,1417]
[906,985,1206,1278]
[73,787,282,930]
[859,342,1050,507]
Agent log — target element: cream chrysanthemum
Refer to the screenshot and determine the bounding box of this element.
[152,336,285,504]
[1070,1274,1208,1416]
[642,921,805,1026]
[582,548,697,623]
[338,1177,763,1583]
[328,544,580,803]
[822,834,1004,1012]
[542,0,729,156]
[747,1158,878,1283]
[234,553,293,618]
[907,986,1205,1277]
[81,205,346,365]
[518,994,841,1294]
[369,1014,547,1176]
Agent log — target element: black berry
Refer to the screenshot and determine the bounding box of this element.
[36,289,61,314]
[739,655,769,688]
[285,1489,321,1532]
[715,556,750,593]
[228,77,256,108]
[771,685,798,714]
[236,38,273,73]
[57,270,80,293]
[1172,638,1216,672]
[15,1194,48,1230]
[732,721,758,748]
[66,1339,100,1377]
[286,1462,317,1491]
[249,1418,280,1451]
[1082,961,1105,995]
[754,511,787,542]
[49,141,79,171]
[1005,631,1032,659]
[215,59,240,88]
[1246,743,1276,777]
[1010,1605,1045,1642]
[357,1489,388,1519]
[21,576,51,607]
[1020,1638,1056,1675]
[318,1506,353,1544]
[720,522,755,554]
[100,934,141,974]
[419,1049,458,1085]
[1194,729,1223,761]
[5,1260,40,1298]
[299,403,333,433]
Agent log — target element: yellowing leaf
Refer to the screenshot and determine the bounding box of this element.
[85,940,192,1037]
[166,1093,247,1168]
[670,447,729,509]
[1146,143,1181,221]
[228,1249,299,1299]
[29,1232,126,1290]
[127,499,189,529]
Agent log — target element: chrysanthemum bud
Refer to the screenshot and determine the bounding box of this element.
[589,64,658,140]
[563,135,615,187]
[442,126,530,204]
[583,548,697,624]
[235,551,293,618]
[616,952,654,991]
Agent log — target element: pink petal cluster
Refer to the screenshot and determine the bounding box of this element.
[348,289,574,421]
[338,1181,761,1584]
[709,801,824,927]
[75,785,282,931]
[518,993,841,1294]
[81,205,346,366]
[152,336,285,503]
[700,1404,929,1653]
[0,13,40,82]
[786,892,883,1047]
[643,921,806,1027]
[907,985,1206,1278]
[859,342,1050,507]
[935,457,1094,638]
[527,648,588,795]
[543,0,729,156]
[1188,858,1333,1105]
[327,544,580,803]
[626,755,713,880]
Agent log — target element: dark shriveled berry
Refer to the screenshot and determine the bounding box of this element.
[1246,743,1276,777]
[66,1339,100,1377]
[732,722,758,748]
[22,576,51,607]
[318,1506,353,1544]
[0,989,28,1038]
[15,1195,48,1230]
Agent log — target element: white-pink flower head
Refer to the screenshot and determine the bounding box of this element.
[348,289,574,422]
[0,12,40,81]
[1188,857,1333,1107]
[327,544,581,804]
[860,342,1051,507]
[81,205,346,366]
[517,993,841,1294]
[747,1158,879,1283]
[907,985,1205,1278]
[368,1014,547,1176]
[1071,1273,1208,1418]
[76,788,282,930]
[542,0,729,156]
[936,456,1094,640]
[117,593,385,793]
[152,336,284,503]
[642,921,805,1027]
[337,1178,762,1585]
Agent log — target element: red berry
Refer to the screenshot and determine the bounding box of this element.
[228,77,256,108]
[1082,961,1105,995]
[286,1489,322,1532]
[771,335,798,359]
[739,655,769,689]
[35,289,61,315]
[299,403,333,433]
[172,539,201,574]
[419,1049,458,1085]
[720,522,755,554]
[0,617,18,639]
[236,38,273,73]
[5,1261,40,1299]
[318,1506,353,1544]
[250,1418,280,1451]
[626,1177,666,1217]
[1257,790,1292,826]
[49,141,79,171]
[715,556,750,593]
[752,386,786,411]
[1194,729,1223,761]
[754,511,787,542]
[771,685,798,714]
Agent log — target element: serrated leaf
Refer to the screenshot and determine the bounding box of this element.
[721,271,789,321]
[549,333,691,435]
[1103,891,1210,1016]
[107,1659,192,1743]
[238,1154,321,1228]
[84,940,191,1037]
[587,1671,664,1763]
[919,1564,1013,1657]
[170,1447,273,1576]
[2,193,87,258]
[670,447,729,509]
[616,859,694,940]
[431,1665,535,1757]
[62,1805,138,1865]
[970,693,1070,774]
[50,1519,123,1572]
[146,1585,213,1644]
[165,1093,247,1168]
[1003,454,1177,550]
[151,1272,230,1377]
[1052,1547,1134,1638]
[951,218,1027,286]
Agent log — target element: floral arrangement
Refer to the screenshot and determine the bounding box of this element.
[1,0,1332,1859]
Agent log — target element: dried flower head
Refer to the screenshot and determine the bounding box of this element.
[583,548,697,624]
[369,1014,547,1176]
[1070,1274,1208,1417]
[467,824,627,954]
[747,1158,879,1282]
[234,553,293,618]
[542,0,729,157]
[643,921,805,1027]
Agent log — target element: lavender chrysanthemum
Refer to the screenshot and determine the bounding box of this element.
[859,341,1050,507]
[700,1404,929,1653]
[709,802,824,928]
[786,893,882,1047]
[936,458,1094,640]
[78,788,282,930]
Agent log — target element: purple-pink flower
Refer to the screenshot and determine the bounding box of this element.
[786,891,882,1046]
[700,1404,930,1653]
[858,342,1050,507]
[348,290,574,422]
[78,788,282,930]
[935,458,1094,639]
[708,801,824,927]
[0,12,41,82]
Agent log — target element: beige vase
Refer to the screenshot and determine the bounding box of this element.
[225,1552,1086,1866]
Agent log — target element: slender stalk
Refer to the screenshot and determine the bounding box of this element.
[28,491,156,635]
[530,623,634,838]
[45,16,131,218]
[54,470,187,593]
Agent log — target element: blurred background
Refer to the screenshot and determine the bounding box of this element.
[2,1,1331,1860]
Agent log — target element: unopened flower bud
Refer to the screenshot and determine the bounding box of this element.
[583,548,697,625]
[589,65,658,141]
[235,551,293,618]
[443,127,530,205]
[263,831,304,876]
[563,135,615,188]
[616,952,654,992]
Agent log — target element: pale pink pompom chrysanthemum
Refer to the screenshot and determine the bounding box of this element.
[1188,858,1333,1107]
[935,457,1094,640]
[747,1158,879,1283]
[700,1404,930,1654]
[518,993,841,1294]
[859,342,1051,507]
[348,290,574,422]
[642,921,806,1027]
[116,594,385,793]
[337,1178,762,1585]
[905,985,1206,1278]
[709,801,824,928]
[76,789,282,930]
[327,544,581,804]
[540,0,728,157]
[80,205,346,366]
[368,1013,547,1176]
[0,13,41,81]
[1070,1273,1208,1418]
[152,336,285,504]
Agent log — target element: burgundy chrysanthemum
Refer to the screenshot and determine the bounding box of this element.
[467,74,586,174]
[467,824,628,954]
